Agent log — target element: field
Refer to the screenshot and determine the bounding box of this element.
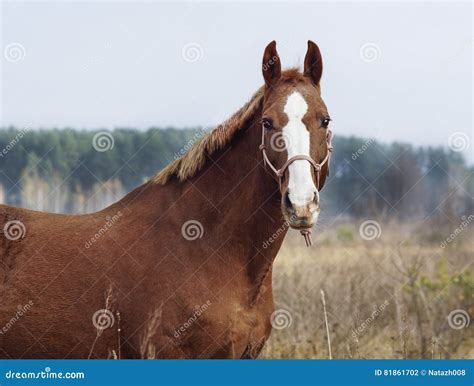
[261,219,473,359]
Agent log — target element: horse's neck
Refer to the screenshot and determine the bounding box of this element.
[119,112,286,298]
[190,121,280,220]
[185,117,286,298]
[191,117,284,228]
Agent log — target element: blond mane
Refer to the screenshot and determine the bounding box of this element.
[151,86,265,185]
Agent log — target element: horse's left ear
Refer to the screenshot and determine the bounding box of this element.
[262,41,281,87]
[304,40,323,86]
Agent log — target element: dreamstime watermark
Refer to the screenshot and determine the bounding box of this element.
[359,220,381,240]
[181,220,204,241]
[359,42,381,63]
[92,131,115,152]
[440,215,473,248]
[269,131,291,152]
[173,128,207,160]
[447,309,470,330]
[262,215,296,249]
[0,128,29,158]
[352,300,389,340]
[92,309,115,331]
[174,301,212,338]
[3,220,26,241]
[4,42,26,63]
[181,42,203,63]
[262,55,279,72]
[84,211,123,249]
[448,132,470,152]
[351,137,375,161]
[270,309,292,330]
[0,300,34,335]
[5,368,85,380]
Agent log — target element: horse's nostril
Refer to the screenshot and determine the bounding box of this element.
[284,190,293,210]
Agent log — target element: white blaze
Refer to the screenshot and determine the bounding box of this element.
[282,91,317,207]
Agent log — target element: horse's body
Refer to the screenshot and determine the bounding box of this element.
[0,41,331,358]
[0,101,282,358]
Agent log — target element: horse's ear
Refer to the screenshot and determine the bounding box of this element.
[262,41,281,87]
[304,40,323,86]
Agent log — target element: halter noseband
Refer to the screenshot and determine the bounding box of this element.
[259,123,333,247]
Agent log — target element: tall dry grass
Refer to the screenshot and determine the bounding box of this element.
[261,220,473,359]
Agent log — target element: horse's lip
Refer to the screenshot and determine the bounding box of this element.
[289,221,314,230]
[286,216,315,230]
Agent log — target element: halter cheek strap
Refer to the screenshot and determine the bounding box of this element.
[259,124,333,247]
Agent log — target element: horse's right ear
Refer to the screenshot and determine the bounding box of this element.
[262,41,281,87]
[304,40,323,86]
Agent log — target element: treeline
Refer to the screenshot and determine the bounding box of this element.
[325,137,473,220]
[0,127,472,220]
[0,127,199,211]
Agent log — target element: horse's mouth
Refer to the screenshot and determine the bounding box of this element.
[288,217,316,230]
[282,203,319,230]
[281,187,320,231]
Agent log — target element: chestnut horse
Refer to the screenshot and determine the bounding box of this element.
[0,41,332,359]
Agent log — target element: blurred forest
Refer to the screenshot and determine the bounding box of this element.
[0,127,472,222]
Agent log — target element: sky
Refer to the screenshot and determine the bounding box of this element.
[1,1,472,162]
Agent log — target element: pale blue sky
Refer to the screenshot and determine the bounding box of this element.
[1,1,472,161]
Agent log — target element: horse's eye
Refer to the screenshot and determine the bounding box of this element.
[321,117,331,129]
[262,118,274,131]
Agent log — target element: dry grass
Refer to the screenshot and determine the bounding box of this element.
[261,220,473,359]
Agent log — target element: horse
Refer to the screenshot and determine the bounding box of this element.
[0,40,332,359]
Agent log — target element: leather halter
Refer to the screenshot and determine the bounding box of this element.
[259,123,333,247]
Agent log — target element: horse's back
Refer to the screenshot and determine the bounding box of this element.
[0,203,93,275]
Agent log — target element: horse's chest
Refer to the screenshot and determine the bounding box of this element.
[231,306,272,358]
[198,300,273,358]
[164,269,275,358]
[171,297,273,359]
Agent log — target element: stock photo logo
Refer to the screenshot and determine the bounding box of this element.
[352,300,390,340]
[174,301,212,339]
[92,131,115,152]
[269,132,292,153]
[262,215,296,249]
[84,211,123,249]
[3,220,26,241]
[92,309,115,331]
[359,42,381,63]
[447,309,470,330]
[351,138,375,161]
[0,127,29,158]
[262,55,279,73]
[3,42,26,63]
[173,128,207,160]
[439,215,474,248]
[181,42,204,63]
[270,309,293,330]
[0,301,34,335]
[358,220,381,241]
[447,132,470,153]
[181,220,204,241]
[5,367,85,381]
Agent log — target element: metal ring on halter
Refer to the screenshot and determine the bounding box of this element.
[259,122,333,247]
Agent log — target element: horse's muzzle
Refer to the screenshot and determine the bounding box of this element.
[282,189,320,229]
